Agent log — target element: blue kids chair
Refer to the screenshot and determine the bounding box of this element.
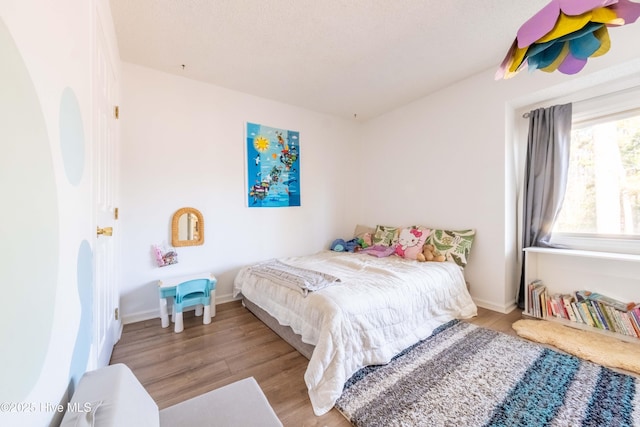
[173,278,212,333]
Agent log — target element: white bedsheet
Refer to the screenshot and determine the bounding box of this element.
[233,250,478,415]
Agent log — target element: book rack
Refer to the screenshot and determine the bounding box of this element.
[523,247,640,344]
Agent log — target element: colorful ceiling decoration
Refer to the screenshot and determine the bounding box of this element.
[496,0,640,79]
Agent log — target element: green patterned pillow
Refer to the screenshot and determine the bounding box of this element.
[372,225,400,247]
[426,229,475,268]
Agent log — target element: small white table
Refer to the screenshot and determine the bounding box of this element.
[158,272,217,328]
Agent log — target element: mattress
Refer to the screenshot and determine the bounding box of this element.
[233,250,477,415]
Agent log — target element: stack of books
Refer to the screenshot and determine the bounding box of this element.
[527,281,640,339]
[527,280,547,319]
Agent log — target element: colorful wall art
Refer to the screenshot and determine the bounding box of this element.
[246,122,300,207]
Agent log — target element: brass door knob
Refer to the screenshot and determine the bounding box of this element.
[97,226,113,237]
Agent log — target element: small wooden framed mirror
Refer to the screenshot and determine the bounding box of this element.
[171,207,204,247]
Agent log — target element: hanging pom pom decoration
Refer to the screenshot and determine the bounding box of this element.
[496,0,640,79]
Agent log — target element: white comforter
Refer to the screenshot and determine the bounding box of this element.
[233,250,477,415]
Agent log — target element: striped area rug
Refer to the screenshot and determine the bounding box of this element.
[335,320,640,427]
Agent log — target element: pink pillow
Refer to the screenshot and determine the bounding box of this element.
[395,227,431,260]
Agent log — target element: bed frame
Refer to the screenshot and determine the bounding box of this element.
[242,297,315,360]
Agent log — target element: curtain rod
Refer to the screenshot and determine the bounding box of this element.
[521,85,640,119]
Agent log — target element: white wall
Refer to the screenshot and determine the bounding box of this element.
[359,24,640,313]
[120,23,640,320]
[119,63,362,322]
[0,0,120,425]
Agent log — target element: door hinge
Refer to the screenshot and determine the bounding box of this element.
[114,308,119,320]
[114,207,119,220]
[114,105,120,119]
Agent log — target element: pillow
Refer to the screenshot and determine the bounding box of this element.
[394,226,431,260]
[353,224,375,238]
[372,225,399,247]
[353,224,374,247]
[426,229,475,268]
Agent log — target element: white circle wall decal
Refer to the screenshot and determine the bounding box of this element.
[59,87,85,186]
[0,19,59,402]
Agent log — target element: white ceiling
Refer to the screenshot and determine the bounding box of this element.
[109,0,549,120]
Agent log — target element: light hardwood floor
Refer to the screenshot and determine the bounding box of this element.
[110,301,523,427]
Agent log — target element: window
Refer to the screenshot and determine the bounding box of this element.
[551,101,640,254]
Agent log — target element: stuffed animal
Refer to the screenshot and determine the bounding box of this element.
[416,244,446,263]
[331,238,361,252]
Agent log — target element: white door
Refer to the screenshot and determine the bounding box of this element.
[91,12,120,369]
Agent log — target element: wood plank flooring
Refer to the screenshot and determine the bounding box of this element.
[110,301,523,427]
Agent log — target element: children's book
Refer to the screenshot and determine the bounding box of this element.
[575,290,635,312]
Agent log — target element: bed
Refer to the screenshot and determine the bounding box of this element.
[233,249,477,415]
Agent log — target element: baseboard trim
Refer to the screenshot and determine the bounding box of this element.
[215,292,241,305]
[122,309,157,325]
[472,297,517,314]
[121,292,241,325]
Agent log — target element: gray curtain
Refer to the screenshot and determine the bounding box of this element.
[517,103,572,308]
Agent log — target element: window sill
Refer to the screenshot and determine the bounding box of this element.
[523,246,640,262]
[549,234,640,256]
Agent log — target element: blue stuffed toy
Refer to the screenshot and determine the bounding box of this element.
[330,239,347,251]
[330,238,360,252]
